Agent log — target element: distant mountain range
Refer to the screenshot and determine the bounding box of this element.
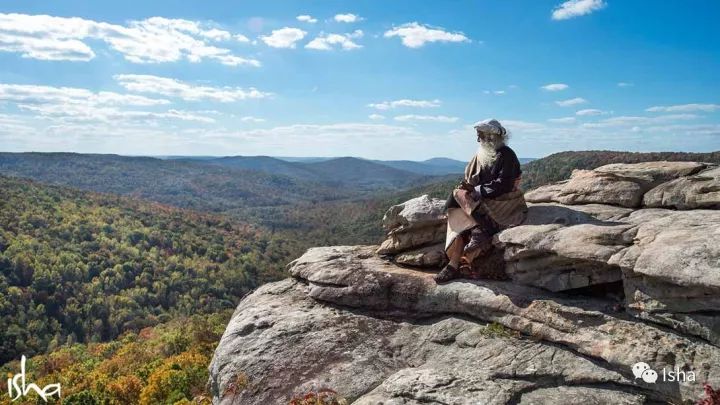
[165,155,536,177]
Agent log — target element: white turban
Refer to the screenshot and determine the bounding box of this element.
[473,119,506,137]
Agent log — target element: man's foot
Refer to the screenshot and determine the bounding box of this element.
[434,264,460,284]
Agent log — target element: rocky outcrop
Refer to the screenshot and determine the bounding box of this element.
[377,195,448,268]
[525,161,711,208]
[210,161,720,405]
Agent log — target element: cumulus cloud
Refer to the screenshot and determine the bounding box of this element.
[541,83,569,91]
[384,22,469,48]
[334,14,361,23]
[367,99,441,110]
[645,103,720,113]
[575,108,607,116]
[394,114,458,123]
[556,97,588,107]
[260,27,307,49]
[483,90,506,95]
[114,74,271,102]
[306,30,363,51]
[0,13,259,66]
[296,15,318,24]
[0,83,169,106]
[368,114,385,120]
[552,0,607,20]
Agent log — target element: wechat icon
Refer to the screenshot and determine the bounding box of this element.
[632,362,658,383]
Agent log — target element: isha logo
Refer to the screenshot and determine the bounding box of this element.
[6,356,61,402]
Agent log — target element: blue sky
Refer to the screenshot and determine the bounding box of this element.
[0,0,719,160]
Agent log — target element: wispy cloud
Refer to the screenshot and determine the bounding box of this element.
[240,116,265,123]
[334,14,362,23]
[484,90,506,95]
[548,117,576,123]
[368,114,385,120]
[260,27,306,49]
[394,114,458,123]
[617,82,634,87]
[0,13,259,66]
[296,15,317,24]
[306,30,363,51]
[575,108,607,116]
[582,114,699,128]
[552,0,607,20]
[556,97,588,107]
[645,103,720,113]
[384,22,469,48]
[0,82,216,124]
[114,74,271,102]
[541,83,569,91]
[367,99,441,110]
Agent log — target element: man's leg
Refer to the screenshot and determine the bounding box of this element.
[434,233,466,284]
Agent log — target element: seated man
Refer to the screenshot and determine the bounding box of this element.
[435,119,527,283]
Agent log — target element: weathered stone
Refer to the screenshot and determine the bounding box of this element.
[526,161,708,208]
[207,246,720,404]
[376,224,446,255]
[393,243,447,268]
[381,194,447,232]
[643,166,720,209]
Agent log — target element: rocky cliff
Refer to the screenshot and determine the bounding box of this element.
[209,161,720,404]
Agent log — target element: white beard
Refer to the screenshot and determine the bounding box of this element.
[475,142,498,169]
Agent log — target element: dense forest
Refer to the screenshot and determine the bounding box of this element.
[0,313,228,405]
[520,150,720,190]
[0,176,294,364]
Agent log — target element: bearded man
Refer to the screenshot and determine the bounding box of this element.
[434,119,527,284]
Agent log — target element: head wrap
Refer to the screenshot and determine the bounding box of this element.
[473,119,506,137]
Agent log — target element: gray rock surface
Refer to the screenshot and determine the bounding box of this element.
[526,161,709,208]
[382,194,447,232]
[643,166,720,209]
[377,194,447,258]
[210,246,720,404]
[393,243,447,268]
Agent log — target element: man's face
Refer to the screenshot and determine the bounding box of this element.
[476,129,490,144]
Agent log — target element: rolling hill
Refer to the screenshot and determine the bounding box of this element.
[0,175,293,364]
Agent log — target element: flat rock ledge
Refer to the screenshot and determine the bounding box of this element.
[209,245,720,405]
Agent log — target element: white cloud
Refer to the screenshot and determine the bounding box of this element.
[0,13,260,66]
[617,82,633,87]
[552,0,607,20]
[483,90,506,95]
[556,97,588,107]
[296,15,318,24]
[0,83,169,106]
[334,14,361,23]
[582,114,699,128]
[367,98,441,110]
[548,117,576,123]
[240,116,265,123]
[260,27,307,49]
[368,114,385,120]
[394,114,458,123]
[575,108,606,116]
[234,34,250,43]
[114,74,271,102]
[306,30,363,51]
[384,22,469,48]
[645,103,720,113]
[541,83,569,91]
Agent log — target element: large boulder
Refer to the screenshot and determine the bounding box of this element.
[210,246,720,404]
[377,194,447,258]
[643,166,720,209]
[526,161,708,208]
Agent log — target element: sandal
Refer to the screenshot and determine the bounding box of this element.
[434,264,461,284]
